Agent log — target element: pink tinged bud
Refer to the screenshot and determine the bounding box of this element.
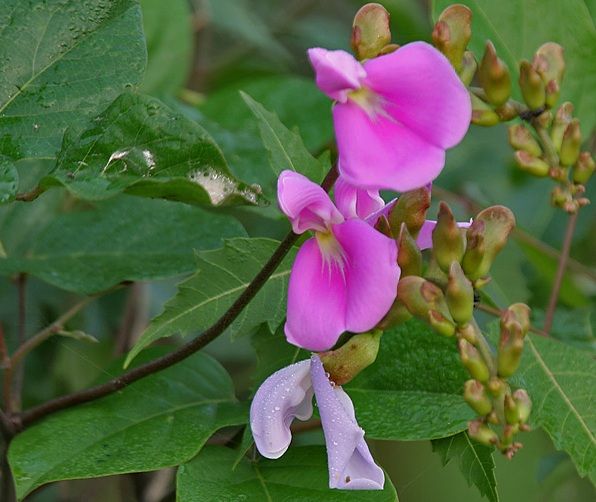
[518,60,545,110]
[397,224,422,277]
[514,151,550,177]
[309,42,471,192]
[432,201,465,272]
[351,3,392,60]
[386,185,431,238]
[446,262,474,325]
[497,323,525,378]
[464,380,493,416]
[470,93,500,126]
[250,360,314,459]
[513,389,532,424]
[459,51,477,86]
[310,356,385,490]
[551,102,573,151]
[468,420,498,446]
[504,394,520,424]
[458,338,490,382]
[501,303,531,335]
[432,4,472,72]
[533,43,565,104]
[478,42,511,107]
[508,124,542,157]
[559,119,582,167]
[573,152,595,185]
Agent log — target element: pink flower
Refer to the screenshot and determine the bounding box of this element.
[250,355,384,490]
[308,42,471,192]
[278,170,399,351]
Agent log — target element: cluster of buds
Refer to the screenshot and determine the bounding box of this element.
[379,193,532,456]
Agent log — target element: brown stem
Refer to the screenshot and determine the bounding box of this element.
[14,186,43,202]
[10,274,27,413]
[543,211,578,334]
[19,166,339,428]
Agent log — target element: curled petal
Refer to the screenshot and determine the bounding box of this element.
[333,219,400,333]
[250,360,314,459]
[308,48,366,103]
[416,219,473,250]
[285,238,348,351]
[310,355,385,490]
[334,176,385,220]
[278,170,343,234]
[364,41,471,150]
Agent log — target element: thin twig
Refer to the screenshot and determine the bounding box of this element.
[476,303,547,337]
[19,166,339,428]
[11,274,27,413]
[543,211,579,334]
[14,186,43,202]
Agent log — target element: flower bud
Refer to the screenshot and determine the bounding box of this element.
[518,60,545,110]
[377,299,412,329]
[432,4,472,72]
[462,206,516,281]
[446,262,474,325]
[559,119,582,167]
[388,186,431,238]
[573,152,595,185]
[468,420,498,446]
[378,43,399,55]
[500,303,531,335]
[397,223,422,277]
[319,330,382,385]
[533,42,565,108]
[432,202,466,273]
[428,310,456,337]
[551,185,571,208]
[544,79,560,109]
[508,124,541,157]
[351,3,392,60]
[495,101,517,121]
[459,338,490,382]
[513,389,532,424]
[550,102,573,151]
[497,322,524,377]
[464,380,493,416]
[514,151,550,177]
[478,41,511,107]
[459,51,477,86]
[504,394,520,424]
[535,110,553,129]
[470,93,500,126]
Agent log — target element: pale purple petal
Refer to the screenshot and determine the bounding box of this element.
[363,41,471,149]
[308,48,366,103]
[250,360,314,459]
[416,219,473,250]
[334,101,446,191]
[333,220,399,332]
[334,175,385,220]
[285,238,347,351]
[278,170,343,234]
[310,355,385,490]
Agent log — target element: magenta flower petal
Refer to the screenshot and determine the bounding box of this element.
[334,176,385,220]
[250,360,314,459]
[285,238,348,351]
[333,219,399,333]
[364,42,471,150]
[308,48,366,103]
[416,219,473,250]
[278,170,343,234]
[310,355,385,490]
[334,101,446,191]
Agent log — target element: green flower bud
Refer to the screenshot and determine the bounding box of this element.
[551,185,571,208]
[495,101,517,122]
[464,380,493,416]
[462,206,516,281]
[432,202,466,273]
[432,4,472,72]
[351,3,391,60]
[446,262,474,325]
[508,124,542,157]
[500,303,531,336]
[377,299,412,330]
[497,322,524,377]
[550,102,573,152]
[396,276,431,319]
[428,310,456,337]
[559,119,582,167]
[513,389,532,424]
[459,51,477,86]
[533,43,565,108]
[470,93,500,126]
[504,394,520,424]
[459,338,490,382]
[544,79,560,109]
[319,330,382,385]
[535,110,553,129]
[468,420,498,446]
[424,257,448,289]
[397,223,422,277]
[387,186,431,238]
[573,152,595,185]
[514,151,550,177]
[478,41,511,107]
[518,60,545,110]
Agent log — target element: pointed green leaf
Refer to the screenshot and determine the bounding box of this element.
[432,432,499,502]
[177,445,398,501]
[41,93,264,206]
[8,352,247,500]
[241,91,326,183]
[0,0,147,160]
[126,238,297,366]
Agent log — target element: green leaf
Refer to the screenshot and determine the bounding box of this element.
[432,0,596,132]
[8,352,247,500]
[140,0,193,94]
[516,334,596,482]
[177,445,398,501]
[0,159,18,203]
[0,195,245,294]
[432,432,499,502]
[240,91,327,183]
[346,320,474,440]
[42,92,265,206]
[0,0,147,160]
[126,238,297,366]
